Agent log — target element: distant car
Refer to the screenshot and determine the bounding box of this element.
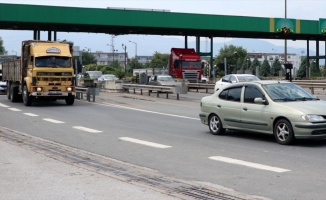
[0,80,6,93]
[200,80,326,145]
[148,75,176,86]
[200,75,209,83]
[98,74,118,83]
[214,74,260,91]
[85,71,103,80]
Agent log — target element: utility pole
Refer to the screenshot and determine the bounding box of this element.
[122,44,127,73]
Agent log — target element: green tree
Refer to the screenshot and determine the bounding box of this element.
[149,52,169,68]
[297,57,308,78]
[250,57,260,74]
[310,60,321,77]
[129,58,144,70]
[110,60,121,69]
[214,45,247,75]
[236,58,243,70]
[82,51,97,65]
[260,59,271,77]
[241,56,251,73]
[0,37,6,55]
[270,58,282,76]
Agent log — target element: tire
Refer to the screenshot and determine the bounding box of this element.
[7,82,11,100]
[65,95,75,105]
[274,119,295,145]
[208,114,225,135]
[22,85,32,106]
[10,85,19,102]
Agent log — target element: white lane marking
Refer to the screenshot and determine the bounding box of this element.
[23,113,39,117]
[8,108,21,111]
[43,118,65,124]
[209,156,290,173]
[95,102,199,120]
[119,137,172,149]
[0,103,9,108]
[73,126,102,133]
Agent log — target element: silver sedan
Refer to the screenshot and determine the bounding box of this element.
[200,80,326,145]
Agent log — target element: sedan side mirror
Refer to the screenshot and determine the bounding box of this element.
[254,97,268,105]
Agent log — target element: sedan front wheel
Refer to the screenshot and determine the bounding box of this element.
[208,114,225,135]
[274,119,295,145]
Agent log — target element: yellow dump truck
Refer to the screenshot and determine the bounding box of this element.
[2,40,76,106]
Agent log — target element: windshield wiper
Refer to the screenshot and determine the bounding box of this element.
[273,98,296,102]
[295,97,316,101]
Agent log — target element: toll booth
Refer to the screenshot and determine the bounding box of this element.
[284,63,293,82]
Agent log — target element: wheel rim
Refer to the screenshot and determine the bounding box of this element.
[210,116,220,132]
[276,122,289,142]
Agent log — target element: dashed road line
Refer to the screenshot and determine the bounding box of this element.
[119,137,172,149]
[73,126,102,133]
[95,102,199,120]
[209,156,290,173]
[8,108,21,112]
[23,113,39,117]
[0,103,9,108]
[43,118,65,124]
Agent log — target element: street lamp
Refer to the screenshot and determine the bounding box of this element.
[129,40,137,58]
[122,44,127,73]
[84,47,91,52]
[12,50,17,56]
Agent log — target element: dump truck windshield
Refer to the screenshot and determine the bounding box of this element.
[35,56,71,68]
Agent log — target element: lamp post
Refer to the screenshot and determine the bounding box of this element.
[12,50,17,57]
[84,47,91,52]
[122,44,127,73]
[129,40,137,58]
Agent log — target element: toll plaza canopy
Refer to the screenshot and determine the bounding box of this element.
[0,3,325,41]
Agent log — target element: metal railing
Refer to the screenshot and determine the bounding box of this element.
[187,81,326,95]
[122,84,183,100]
[75,87,99,102]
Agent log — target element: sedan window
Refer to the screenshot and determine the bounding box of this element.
[244,85,264,103]
[230,76,237,83]
[219,87,242,102]
[221,75,230,83]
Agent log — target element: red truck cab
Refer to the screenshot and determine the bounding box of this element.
[169,48,202,83]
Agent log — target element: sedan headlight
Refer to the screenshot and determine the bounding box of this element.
[37,87,42,92]
[301,115,325,122]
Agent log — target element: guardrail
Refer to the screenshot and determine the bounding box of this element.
[292,81,326,94]
[122,84,185,100]
[75,87,99,102]
[187,83,215,93]
[187,80,326,95]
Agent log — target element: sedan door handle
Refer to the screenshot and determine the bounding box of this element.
[243,107,248,111]
[217,105,221,108]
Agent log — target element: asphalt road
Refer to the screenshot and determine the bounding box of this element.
[1,91,326,200]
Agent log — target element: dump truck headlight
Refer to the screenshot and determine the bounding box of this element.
[37,87,42,92]
[67,87,72,92]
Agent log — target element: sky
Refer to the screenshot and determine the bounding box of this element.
[0,0,325,57]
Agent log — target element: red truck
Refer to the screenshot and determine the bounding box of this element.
[169,48,203,83]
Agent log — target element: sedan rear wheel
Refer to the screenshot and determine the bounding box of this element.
[208,114,225,135]
[274,119,295,145]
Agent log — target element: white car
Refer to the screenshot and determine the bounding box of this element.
[0,81,6,93]
[98,74,118,83]
[214,74,260,91]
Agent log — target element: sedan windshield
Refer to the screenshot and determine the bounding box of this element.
[263,83,317,101]
[237,76,261,82]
